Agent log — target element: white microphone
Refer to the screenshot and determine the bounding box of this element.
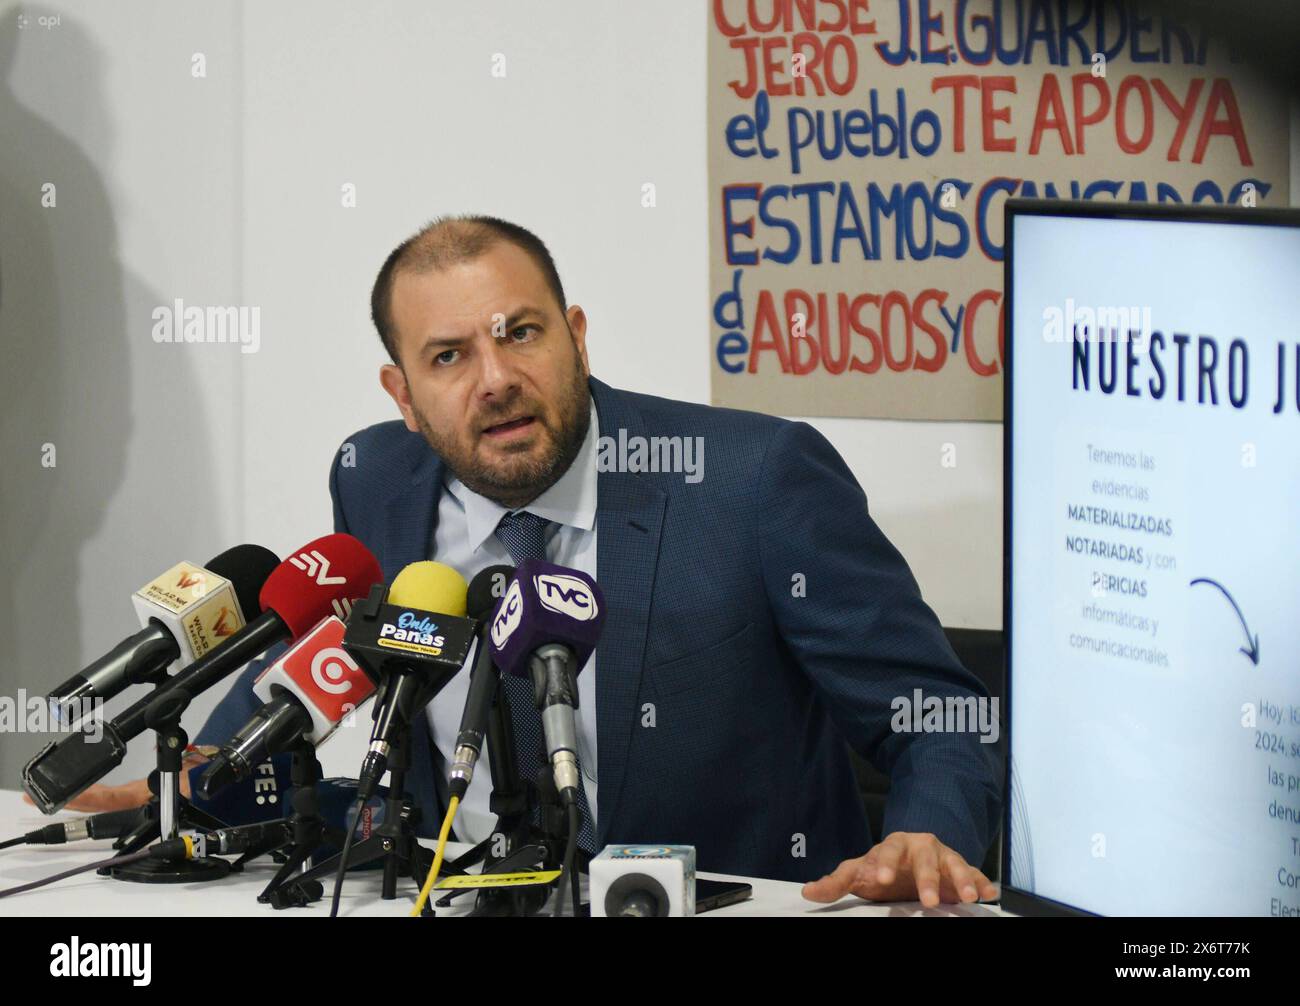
[47,545,279,726]
[129,561,250,673]
[590,846,697,917]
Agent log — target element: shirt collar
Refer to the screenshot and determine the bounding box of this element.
[444,395,599,555]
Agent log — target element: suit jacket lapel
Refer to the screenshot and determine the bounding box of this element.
[589,378,667,846]
[383,435,444,581]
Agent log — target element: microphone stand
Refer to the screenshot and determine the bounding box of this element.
[445,675,532,872]
[434,676,571,917]
[106,688,231,883]
[250,739,348,908]
[280,718,466,906]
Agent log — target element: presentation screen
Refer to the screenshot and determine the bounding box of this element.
[1004,201,1300,917]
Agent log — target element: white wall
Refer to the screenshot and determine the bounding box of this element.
[236,0,1002,627]
[0,0,1294,784]
[0,1,245,782]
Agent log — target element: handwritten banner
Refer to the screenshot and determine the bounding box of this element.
[708,0,1291,420]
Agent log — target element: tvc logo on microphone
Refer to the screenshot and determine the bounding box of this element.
[490,571,601,650]
[491,579,524,648]
[535,573,599,620]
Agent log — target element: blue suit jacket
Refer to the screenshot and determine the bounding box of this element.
[199,377,1002,881]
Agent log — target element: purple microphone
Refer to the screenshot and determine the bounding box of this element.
[488,560,606,801]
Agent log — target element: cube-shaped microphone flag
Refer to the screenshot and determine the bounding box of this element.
[488,559,606,678]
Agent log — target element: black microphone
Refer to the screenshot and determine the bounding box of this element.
[148,780,394,861]
[196,696,309,801]
[149,819,294,861]
[4,807,145,847]
[20,534,383,814]
[448,565,515,801]
[343,562,478,801]
[46,545,279,725]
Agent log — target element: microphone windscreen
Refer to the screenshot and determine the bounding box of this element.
[205,544,281,620]
[388,561,468,615]
[259,534,383,639]
[489,559,606,678]
[466,564,516,620]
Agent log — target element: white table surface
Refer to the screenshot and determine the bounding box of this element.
[0,791,1010,917]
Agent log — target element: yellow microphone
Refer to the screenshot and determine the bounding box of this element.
[352,561,472,801]
[388,561,468,616]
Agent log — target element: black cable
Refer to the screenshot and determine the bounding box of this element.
[2,807,144,849]
[329,796,366,919]
[570,836,580,917]
[0,848,153,899]
[553,801,579,918]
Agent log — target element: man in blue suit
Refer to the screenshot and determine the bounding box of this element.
[85,216,1002,906]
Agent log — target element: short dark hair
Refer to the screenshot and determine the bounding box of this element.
[369,214,568,365]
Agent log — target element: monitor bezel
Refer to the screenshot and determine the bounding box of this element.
[1000,198,1300,917]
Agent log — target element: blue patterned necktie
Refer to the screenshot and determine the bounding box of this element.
[493,510,596,852]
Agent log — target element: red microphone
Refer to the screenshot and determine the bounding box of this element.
[115,533,383,740]
[23,534,383,814]
[261,536,379,637]
[251,615,375,746]
[196,615,378,798]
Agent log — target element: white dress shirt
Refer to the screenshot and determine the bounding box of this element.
[425,399,599,844]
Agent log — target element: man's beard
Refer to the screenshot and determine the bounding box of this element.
[411,354,590,509]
